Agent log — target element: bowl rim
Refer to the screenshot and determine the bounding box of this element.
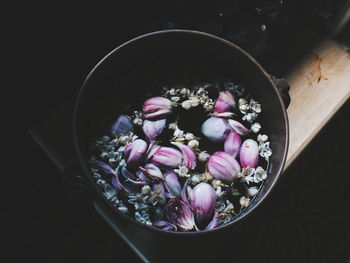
[73,29,289,236]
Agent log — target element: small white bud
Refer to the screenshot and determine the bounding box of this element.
[248,187,259,196]
[187,139,199,148]
[181,100,192,110]
[240,196,250,208]
[251,122,261,133]
[185,133,194,141]
[198,151,210,162]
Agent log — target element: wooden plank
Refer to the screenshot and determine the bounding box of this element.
[285,38,350,168]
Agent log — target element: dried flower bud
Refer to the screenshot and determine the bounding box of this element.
[240,139,259,168]
[228,119,249,136]
[111,115,134,136]
[151,146,183,168]
[124,139,148,167]
[201,117,230,142]
[139,163,164,181]
[142,119,166,142]
[198,151,210,162]
[207,152,241,183]
[164,171,182,197]
[215,91,235,113]
[224,130,241,157]
[191,183,216,225]
[171,142,197,170]
[143,97,172,119]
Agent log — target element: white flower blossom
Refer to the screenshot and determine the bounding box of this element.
[118,135,130,144]
[238,98,247,105]
[240,196,250,208]
[169,88,177,95]
[253,166,267,182]
[212,179,224,188]
[242,112,257,122]
[203,102,214,111]
[173,129,184,138]
[188,139,199,148]
[168,123,178,130]
[250,99,261,113]
[133,118,143,126]
[198,151,210,162]
[171,96,181,102]
[257,134,268,142]
[251,122,261,133]
[181,100,192,110]
[175,166,189,177]
[248,186,259,196]
[239,104,249,113]
[185,133,195,141]
[180,88,190,97]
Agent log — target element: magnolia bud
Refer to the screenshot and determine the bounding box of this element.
[207,152,241,183]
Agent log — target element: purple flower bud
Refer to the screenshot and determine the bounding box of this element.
[240,139,259,168]
[224,130,241,157]
[124,139,148,167]
[139,163,164,181]
[154,220,177,231]
[165,198,197,231]
[143,97,172,119]
[151,146,183,168]
[191,183,216,225]
[94,161,115,175]
[164,171,182,197]
[111,115,134,136]
[171,142,197,170]
[142,119,166,142]
[201,117,230,142]
[94,162,126,192]
[207,152,241,183]
[204,211,220,230]
[228,119,249,136]
[215,91,235,113]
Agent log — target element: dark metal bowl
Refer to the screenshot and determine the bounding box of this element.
[73,30,289,236]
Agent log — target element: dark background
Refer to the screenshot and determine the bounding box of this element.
[3,0,350,262]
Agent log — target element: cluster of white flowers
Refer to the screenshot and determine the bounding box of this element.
[168,122,200,149]
[163,86,215,111]
[257,134,272,161]
[239,166,267,184]
[132,111,143,126]
[117,132,138,146]
[238,98,261,123]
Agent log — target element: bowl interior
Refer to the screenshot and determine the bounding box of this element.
[74,30,288,233]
